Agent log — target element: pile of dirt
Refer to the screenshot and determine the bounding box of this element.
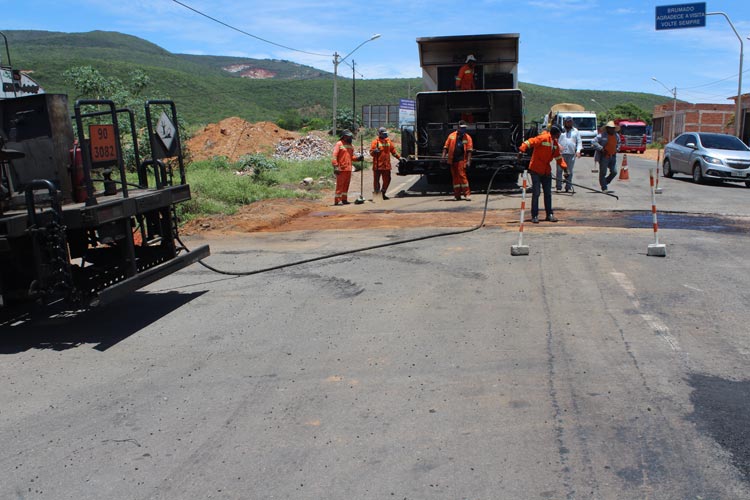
[187,118,299,162]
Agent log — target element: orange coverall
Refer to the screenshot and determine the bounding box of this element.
[332,140,358,204]
[455,63,476,90]
[443,131,473,198]
[369,137,400,194]
[519,131,568,175]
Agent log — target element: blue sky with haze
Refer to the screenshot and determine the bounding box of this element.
[6,0,749,105]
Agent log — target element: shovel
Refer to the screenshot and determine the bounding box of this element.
[355,136,366,204]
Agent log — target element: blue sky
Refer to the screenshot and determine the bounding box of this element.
[6,0,749,105]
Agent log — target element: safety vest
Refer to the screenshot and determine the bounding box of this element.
[444,131,473,164]
[332,141,356,171]
[520,131,567,175]
[369,137,400,171]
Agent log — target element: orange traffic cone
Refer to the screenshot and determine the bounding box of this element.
[619,154,630,181]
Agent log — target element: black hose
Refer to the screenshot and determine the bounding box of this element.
[178,168,503,277]
[548,173,619,200]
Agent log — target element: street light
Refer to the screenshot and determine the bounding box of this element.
[590,98,608,119]
[652,77,677,141]
[332,34,381,136]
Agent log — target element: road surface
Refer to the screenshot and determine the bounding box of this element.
[2,155,750,499]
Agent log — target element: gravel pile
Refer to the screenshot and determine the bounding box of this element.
[273,134,331,160]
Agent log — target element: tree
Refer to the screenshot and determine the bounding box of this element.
[609,103,652,125]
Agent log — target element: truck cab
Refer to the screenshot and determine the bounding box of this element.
[615,119,648,154]
[544,104,598,155]
[398,34,525,185]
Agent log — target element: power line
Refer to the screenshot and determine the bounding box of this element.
[171,0,331,58]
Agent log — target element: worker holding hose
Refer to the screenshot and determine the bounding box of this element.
[518,126,567,223]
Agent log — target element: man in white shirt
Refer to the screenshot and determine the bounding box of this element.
[556,116,582,193]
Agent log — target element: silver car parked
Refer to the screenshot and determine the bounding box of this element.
[662,132,750,187]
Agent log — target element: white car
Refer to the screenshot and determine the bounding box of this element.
[663,132,750,187]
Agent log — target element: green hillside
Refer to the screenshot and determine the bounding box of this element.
[2,30,670,127]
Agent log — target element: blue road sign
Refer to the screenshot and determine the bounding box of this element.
[656,3,706,30]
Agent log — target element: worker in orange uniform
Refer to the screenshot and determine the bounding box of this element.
[442,121,473,201]
[456,54,477,122]
[455,54,477,90]
[331,130,363,205]
[369,127,401,200]
[518,125,567,223]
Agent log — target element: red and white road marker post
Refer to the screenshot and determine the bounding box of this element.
[647,168,667,257]
[511,171,530,256]
[655,149,663,194]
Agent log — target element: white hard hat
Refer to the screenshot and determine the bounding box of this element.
[466,54,476,63]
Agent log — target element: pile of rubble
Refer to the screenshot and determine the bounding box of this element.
[273,134,331,161]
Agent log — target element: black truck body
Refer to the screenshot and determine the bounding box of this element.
[398,33,526,184]
[0,92,209,317]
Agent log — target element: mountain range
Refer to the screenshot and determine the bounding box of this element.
[2,30,668,127]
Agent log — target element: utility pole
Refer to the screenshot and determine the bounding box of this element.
[331,34,380,137]
[707,12,743,138]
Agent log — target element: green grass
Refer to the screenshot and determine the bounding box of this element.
[173,157,333,222]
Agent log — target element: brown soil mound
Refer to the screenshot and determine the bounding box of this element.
[180,198,328,235]
[187,118,300,162]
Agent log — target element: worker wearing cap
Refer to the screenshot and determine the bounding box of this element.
[456,55,477,90]
[332,130,364,205]
[518,126,567,223]
[369,127,401,200]
[591,121,621,193]
[442,121,473,201]
[557,116,582,193]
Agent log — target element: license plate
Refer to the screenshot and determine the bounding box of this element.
[730,171,746,178]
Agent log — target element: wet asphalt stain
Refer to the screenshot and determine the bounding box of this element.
[561,211,750,234]
[626,213,748,234]
[687,373,750,480]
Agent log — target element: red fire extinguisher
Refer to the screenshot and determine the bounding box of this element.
[69,140,87,203]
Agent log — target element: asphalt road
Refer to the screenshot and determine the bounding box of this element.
[2,155,750,499]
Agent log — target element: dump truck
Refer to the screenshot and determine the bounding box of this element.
[0,35,208,318]
[543,103,598,155]
[397,33,525,185]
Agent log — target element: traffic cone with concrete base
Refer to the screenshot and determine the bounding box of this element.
[619,154,630,181]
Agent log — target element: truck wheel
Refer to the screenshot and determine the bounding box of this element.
[662,159,674,178]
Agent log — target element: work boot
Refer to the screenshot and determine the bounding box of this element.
[546,214,558,222]
[382,193,390,200]
[454,195,462,201]
[532,216,539,224]
[341,200,350,205]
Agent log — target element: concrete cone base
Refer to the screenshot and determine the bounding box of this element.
[511,245,529,256]
[647,243,667,257]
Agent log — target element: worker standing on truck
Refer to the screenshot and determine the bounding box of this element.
[332,130,363,205]
[369,127,401,200]
[518,126,568,223]
[592,121,621,193]
[557,116,582,193]
[455,55,477,90]
[442,121,473,201]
